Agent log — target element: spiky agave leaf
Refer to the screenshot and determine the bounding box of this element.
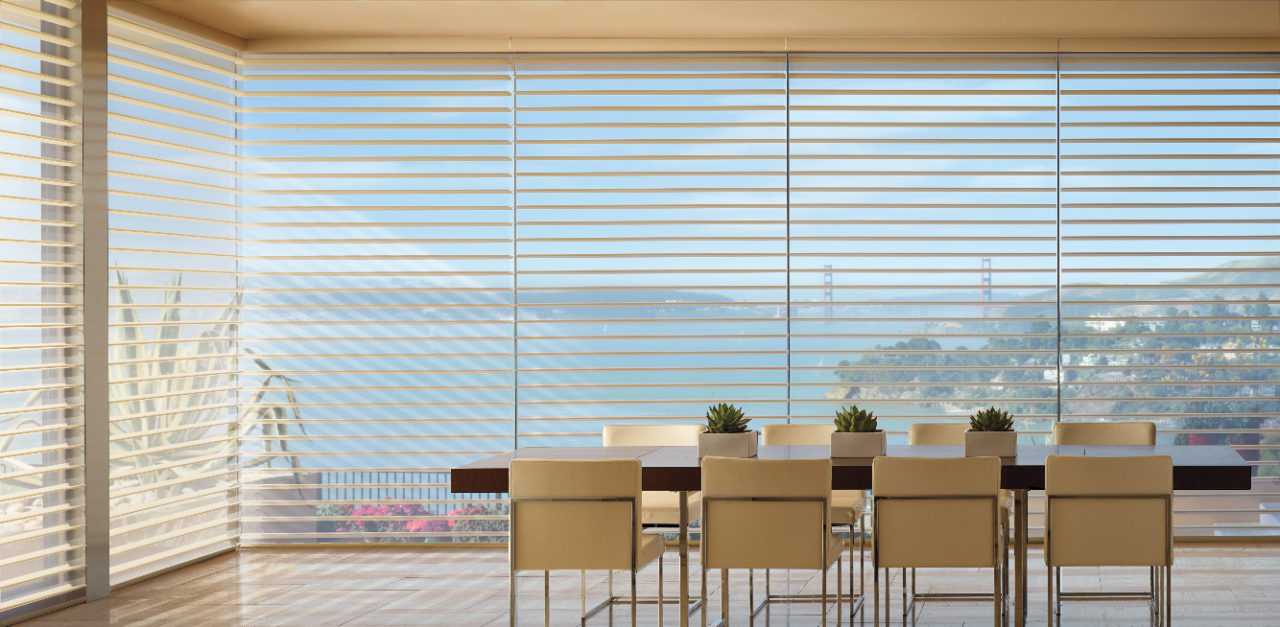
[834,405,878,432]
[705,403,750,433]
[969,407,1015,432]
[238,347,309,491]
[0,413,50,487]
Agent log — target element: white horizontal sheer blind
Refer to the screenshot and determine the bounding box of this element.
[106,15,240,580]
[1060,55,1280,537]
[513,54,789,447]
[0,0,86,617]
[787,55,1060,436]
[236,54,514,543]
[93,49,1280,543]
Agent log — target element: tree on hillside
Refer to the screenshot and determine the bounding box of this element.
[1249,292,1272,319]
[1209,293,1231,321]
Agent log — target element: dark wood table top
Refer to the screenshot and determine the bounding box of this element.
[450,445,1253,494]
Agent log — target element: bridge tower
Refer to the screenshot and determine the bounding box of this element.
[981,257,993,318]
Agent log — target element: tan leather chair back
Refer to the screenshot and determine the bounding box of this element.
[1045,455,1172,568]
[701,456,832,570]
[908,422,969,445]
[509,459,643,571]
[603,424,706,447]
[760,423,835,445]
[872,456,1002,568]
[1052,422,1156,446]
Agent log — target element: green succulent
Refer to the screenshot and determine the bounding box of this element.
[969,407,1015,432]
[834,405,878,433]
[705,403,750,434]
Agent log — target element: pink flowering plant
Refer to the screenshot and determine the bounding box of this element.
[318,500,508,542]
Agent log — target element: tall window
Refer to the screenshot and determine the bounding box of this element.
[1060,55,1280,535]
[106,17,240,583]
[237,54,515,543]
[0,0,85,617]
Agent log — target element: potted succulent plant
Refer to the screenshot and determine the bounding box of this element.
[697,403,757,459]
[965,406,1018,458]
[831,405,886,458]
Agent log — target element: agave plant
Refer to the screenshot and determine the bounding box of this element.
[969,406,1015,432]
[835,405,878,432]
[102,273,304,544]
[705,403,749,433]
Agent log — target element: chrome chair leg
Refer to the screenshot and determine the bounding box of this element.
[1153,567,1159,627]
[1056,567,1062,624]
[886,569,891,627]
[992,559,1000,627]
[721,569,729,625]
[510,565,518,627]
[701,557,708,627]
[545,571,551,627]
[821,561,828,627]
[837,556,843,627]
[631,568,638,627]
[658,557,664,627]
[1047,566,1054,627]
[873,564,880,627]
[1152,565,1162,627]
[858,516,865,607]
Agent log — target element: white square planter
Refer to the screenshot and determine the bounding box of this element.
[830,431,887,458]
[964,430,1018,458]
[698,431,758,459]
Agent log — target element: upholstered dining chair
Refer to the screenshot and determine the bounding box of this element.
[509,458,665,627]
[1052,421,1157,446]
[760,423,867,616]
[906,422,1013,596]
[602,424,706,617]
[871,456,1008,627]
[603,424,706,527]
[1044,455,1173,627]
[906,422,969,445]
[701,456,845,626]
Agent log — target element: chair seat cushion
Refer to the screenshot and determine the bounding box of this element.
[641,490,701,526]
[831,491,867,526]
[639,532,666,568]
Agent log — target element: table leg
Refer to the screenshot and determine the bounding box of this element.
[680,490,690,627]
[1014,489,1029,627]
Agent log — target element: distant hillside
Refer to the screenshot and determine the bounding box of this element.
[1008,256,1279,305]
[1161,256,1280,287]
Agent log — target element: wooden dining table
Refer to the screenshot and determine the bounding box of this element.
[451,444,1251,627]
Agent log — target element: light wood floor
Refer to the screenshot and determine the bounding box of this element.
[22,544,1280,626]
